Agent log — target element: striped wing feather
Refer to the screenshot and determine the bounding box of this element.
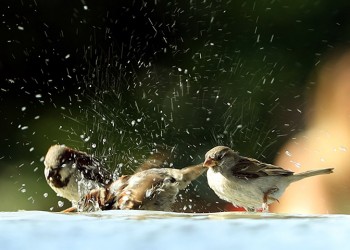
[231,156,294,179]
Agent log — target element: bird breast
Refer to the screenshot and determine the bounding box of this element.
[47,170,103,204]
[207,168,290,209]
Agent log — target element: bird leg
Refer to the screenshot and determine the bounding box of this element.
[262,187,279,212]
[246,207,255,212]
[61,206,77,213]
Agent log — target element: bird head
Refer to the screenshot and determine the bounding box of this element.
[44,145,72,183]
[44,145,93,187]
[203,146,237,170]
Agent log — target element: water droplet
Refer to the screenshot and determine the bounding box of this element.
[35,94,42,99]
[131,120,136,126]
[21,106,26,111]
[21,126,29,130]
[58,201,64,207]
[290,160,301,168]
[92,143,96,148]
[43,193,48,198]
[285,150,292,157]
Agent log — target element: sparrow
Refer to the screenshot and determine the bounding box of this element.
[80,163,206,212]
[44,145,113,210]
[204,146,334,212]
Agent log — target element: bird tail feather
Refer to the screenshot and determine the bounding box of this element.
[293,168,334,181]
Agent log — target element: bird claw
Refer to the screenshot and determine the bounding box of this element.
[262,187,279,212]
[61,206,77,213]
[261,203,269,213]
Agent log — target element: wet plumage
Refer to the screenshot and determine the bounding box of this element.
[44,145,113,208]
[81,164,206,212]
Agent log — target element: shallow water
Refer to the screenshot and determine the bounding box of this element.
[1,210,348,250]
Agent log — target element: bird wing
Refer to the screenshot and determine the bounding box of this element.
[76,155,114,185]
[117,173,167,209]
[134,146,172,173]
[231,156,294,179]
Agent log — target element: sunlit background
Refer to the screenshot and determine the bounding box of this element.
[1,0,350,211]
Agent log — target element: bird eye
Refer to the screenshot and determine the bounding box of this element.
[216,154,224,161]
[164,177,177,184]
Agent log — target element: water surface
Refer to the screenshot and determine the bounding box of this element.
[1,211,348,250]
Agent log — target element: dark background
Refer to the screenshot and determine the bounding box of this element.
[1,0,350,211]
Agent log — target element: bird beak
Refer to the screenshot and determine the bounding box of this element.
[46,168,57,180]
[203,157,217,168]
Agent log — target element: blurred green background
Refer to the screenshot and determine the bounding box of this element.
[1,0,350,211]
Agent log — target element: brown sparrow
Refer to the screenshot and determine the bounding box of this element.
[80,164,206,212]
[44,145,113,209]
[204,146,334,212]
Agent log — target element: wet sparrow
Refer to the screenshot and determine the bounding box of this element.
[81,163,206,212]
[44,145,113,209]
[204,146,334,212]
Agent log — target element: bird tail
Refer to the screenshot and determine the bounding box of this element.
[293,168,334,181]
